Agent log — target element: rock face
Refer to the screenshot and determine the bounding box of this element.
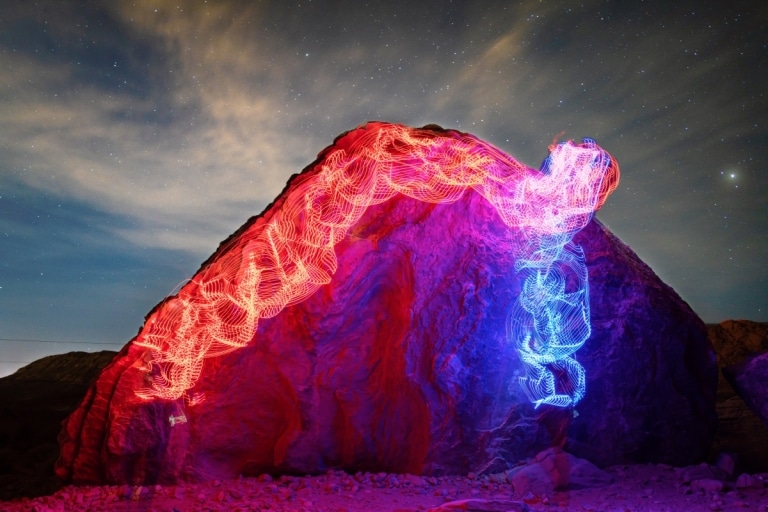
[708,320,768,368]
[56,124,717,485]
[707,320,768,472]
[725,352,768,427]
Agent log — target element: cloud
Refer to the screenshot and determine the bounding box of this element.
[1,0,766,332]
[1,4,309,257]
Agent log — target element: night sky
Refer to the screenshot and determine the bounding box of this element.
[1,1,766,376]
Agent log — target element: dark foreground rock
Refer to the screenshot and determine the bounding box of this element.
[505,447,613,496]
[56,123,717,485]
[724,352,768,428]
[0,351,116,501]
[707,320,768,472]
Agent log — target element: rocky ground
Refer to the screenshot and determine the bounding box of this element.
[3,322,768,511]
[2,462,767,512]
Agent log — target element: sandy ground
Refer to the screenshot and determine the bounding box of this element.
[2,464,766,512]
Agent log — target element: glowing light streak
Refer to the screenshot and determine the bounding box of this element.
[133,123,619,407]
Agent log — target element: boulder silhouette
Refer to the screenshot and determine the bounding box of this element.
[56,123,717,484]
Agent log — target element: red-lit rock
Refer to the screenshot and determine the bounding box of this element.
[56,124,717,485]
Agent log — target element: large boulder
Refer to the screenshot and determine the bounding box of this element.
[56,123,717,485]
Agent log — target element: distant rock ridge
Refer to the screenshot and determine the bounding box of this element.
[725,354,768,426]
[708,320,768,368]
[55,122,717,485]
[3,351,117,385]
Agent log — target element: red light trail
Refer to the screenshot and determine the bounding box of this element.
[133,123,618,405]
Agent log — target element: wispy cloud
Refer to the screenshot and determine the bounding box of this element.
[0,0,766,370]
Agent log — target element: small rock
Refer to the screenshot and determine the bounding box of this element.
[132,486,145,501]
[488,472,508,484]
[691,479,725,493]
[428,498,530,512]
[405,474,428,487]
[714,452,737,478]
[506,447,613,496]
[679,464,728,484]
[735,473,763,489]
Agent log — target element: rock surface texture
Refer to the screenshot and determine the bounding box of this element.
[707,320,768,472]
[725,352,768,426]
[708,321,768,369]
[56,123,717,485]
